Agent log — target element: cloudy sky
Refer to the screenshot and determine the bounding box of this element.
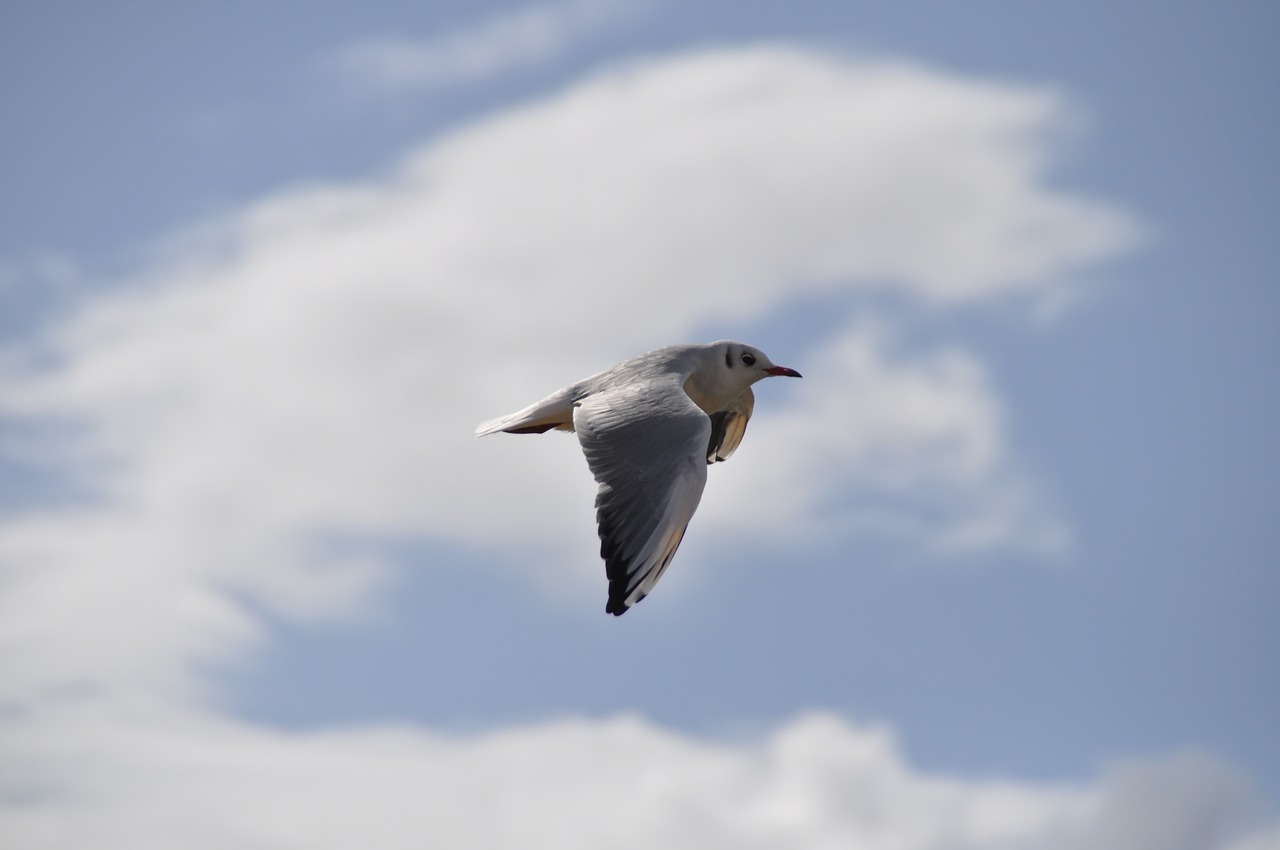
[2,2,1277,847]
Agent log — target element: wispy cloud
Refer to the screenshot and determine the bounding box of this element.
[330,0,649,91]
[0,45,1139,701]
[699,319,1070,556]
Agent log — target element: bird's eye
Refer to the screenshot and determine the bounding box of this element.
[741,353,756,367]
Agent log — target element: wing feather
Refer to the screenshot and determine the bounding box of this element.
[573,379,710,615]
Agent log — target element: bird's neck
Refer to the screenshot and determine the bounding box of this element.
[683,370,749,415]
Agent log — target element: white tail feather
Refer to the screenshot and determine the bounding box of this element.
[474,389,577,436]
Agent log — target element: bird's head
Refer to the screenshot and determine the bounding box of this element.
[684,340,801,414]
[717,341,802,382]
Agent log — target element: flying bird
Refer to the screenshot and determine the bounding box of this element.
[475,341,801,615]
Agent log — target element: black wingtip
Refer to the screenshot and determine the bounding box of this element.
[605,586,642,616]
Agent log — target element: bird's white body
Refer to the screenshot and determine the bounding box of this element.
[476,340,800,615]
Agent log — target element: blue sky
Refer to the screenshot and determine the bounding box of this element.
[2,2,1278,847]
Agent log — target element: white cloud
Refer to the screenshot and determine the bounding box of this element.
[1,44,1136,699]
[2,707,1270,850]
[330,0,649,91]
[7,43,1258,850]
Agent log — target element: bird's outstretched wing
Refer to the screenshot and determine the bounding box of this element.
[573,379,710,615]
[706,387,755,463]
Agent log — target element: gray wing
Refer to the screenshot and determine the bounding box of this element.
[706,387,755,463]
[573,378,710,615]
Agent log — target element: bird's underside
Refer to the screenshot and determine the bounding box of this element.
[475,340,799,615]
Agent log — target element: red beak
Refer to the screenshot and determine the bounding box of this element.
[765,366,802,378]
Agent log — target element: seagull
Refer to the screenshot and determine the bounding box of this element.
[475,341,801,615]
